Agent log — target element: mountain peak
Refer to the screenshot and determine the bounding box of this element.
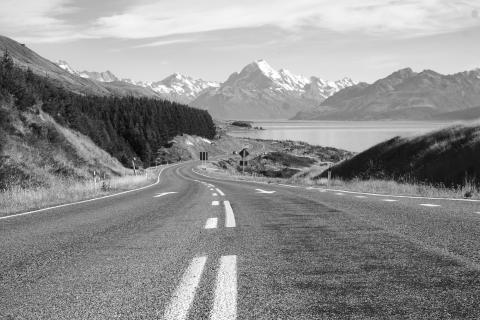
[243,59,281,80]
[388,67,416,79]
[56,60,78,75]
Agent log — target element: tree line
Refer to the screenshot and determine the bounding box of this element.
[0,51,216,167]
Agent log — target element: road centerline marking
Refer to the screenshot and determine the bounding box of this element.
[382,199,397,202]
[162,256,207,320]
[211,255,237,320]
[224,201,236,228]
[212,201,219,206]
[205,218,218,229]
[212,193,218,197]
[355,195,367,198]
[215,188,225,196]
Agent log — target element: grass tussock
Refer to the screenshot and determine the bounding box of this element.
[0,172,158,216]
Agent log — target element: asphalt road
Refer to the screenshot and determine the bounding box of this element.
[1,162,480,319]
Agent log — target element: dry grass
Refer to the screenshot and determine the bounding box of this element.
[306,177,480,199]
[0,170,159,216]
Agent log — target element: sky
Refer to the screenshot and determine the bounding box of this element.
[0,0,479,83]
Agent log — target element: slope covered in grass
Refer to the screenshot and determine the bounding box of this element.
[322,123,480,187]
[0,104,125,189]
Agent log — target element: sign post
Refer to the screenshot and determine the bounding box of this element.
[200,151,208,168]
[239,148,250,174]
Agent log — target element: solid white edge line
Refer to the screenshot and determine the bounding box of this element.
[191,168,480,203]
[205,218,218,229]
[0,163,183,221]
[212,201,220,206]
[210,255,237,320]
[162,256,207,320]
[215,188,225,196]
[224,201,236,228]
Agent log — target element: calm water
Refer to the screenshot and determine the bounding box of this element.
[228,121,450,152]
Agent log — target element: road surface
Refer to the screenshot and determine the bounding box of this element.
[1,161,480,319]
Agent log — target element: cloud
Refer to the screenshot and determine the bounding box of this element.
[132,38,197,48]
[0,0,79,42]
[1,0,479,42]
[91,0,480,39]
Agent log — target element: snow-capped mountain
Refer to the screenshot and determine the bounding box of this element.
[56,60,218,103]
[57,60,119,82]
[78,70,119,82]
[191,59,357,119]
[149,73,219,104]
[57,60,78,75]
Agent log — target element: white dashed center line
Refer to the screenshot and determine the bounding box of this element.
[212,201,219,206]
[205,218,218,229]
[224,201,236,228]
[382,199,397,202]
[215,188,225,196]
[419,203,441,207]
[212,193,218,197]
[211,255,237,320]
[355,195,367,198]
[335,192,344,196]
[162,256,207,320]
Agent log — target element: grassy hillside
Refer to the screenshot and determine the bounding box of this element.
[322,123,480,188]
[0,107,125,190]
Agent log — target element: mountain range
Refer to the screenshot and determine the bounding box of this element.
[191,60,356,119]
[293,67,480,120]
[57,60,219,104]
[57,59,354,117]
[2,34,480,121]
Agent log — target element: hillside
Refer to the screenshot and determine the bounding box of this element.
[0,35,160,98]
[0,50,216,170]
[321,123,480,187]
[293,67,480,120]
[191,59,356,119]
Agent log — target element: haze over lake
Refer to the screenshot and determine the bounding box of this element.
[229,121,450,152]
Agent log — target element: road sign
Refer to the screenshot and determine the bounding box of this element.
[239,148,249,158]
[200,151,208,161]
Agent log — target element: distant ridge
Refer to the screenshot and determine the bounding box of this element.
[0,35,160,98]
[293,67,480,120]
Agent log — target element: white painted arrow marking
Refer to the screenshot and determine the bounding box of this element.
[255,189,276,194]
[154,192,178,198]
[419,203,441,207]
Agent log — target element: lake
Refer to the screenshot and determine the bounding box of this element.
[228,121,451,152]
